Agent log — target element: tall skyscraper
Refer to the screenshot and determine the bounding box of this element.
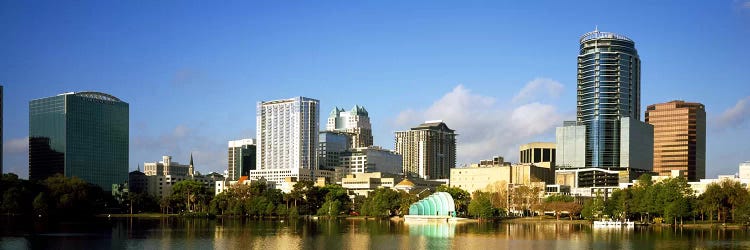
[254,97,319,185]
[645,100,706,181]
[395,120,456,180]
[29,92,129,191]
[326,105,373,148]
[228,139,256,181]
[576,29,651,169]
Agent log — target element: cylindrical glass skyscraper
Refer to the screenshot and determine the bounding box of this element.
[577,29,641,168]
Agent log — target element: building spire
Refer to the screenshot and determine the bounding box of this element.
[594,25,598,32]
[189,153,195,177]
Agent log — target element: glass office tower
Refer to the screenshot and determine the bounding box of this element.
[577,29,641,168]
[29,92,129,191]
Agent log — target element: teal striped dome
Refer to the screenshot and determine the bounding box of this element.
[408,192,455,216]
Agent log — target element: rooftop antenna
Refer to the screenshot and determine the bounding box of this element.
[594,25,599,32]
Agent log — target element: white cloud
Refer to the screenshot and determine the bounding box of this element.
[3,137,28,154]
[512,78,564,104]
[714,96,750,130]
[394,82,565,165]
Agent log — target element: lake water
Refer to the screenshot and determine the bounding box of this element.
[2,217,750,249]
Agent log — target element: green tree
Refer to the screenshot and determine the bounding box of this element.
[437,185,471,215]
[581,193,605,220]
[468,191,495,219]
[170,180,212,213]
[360,188,401,217]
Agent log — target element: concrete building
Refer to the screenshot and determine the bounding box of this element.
[340,172,442,197]
[556,121,586,169]
[253,96,320,188]
[142,155,224,199]
[395,120,456,180]
[228,139,256,181]
[327,105,373,148]
[29,92,128,191]
[338,146,402,177]
[740,161,750,180]
[645,100,706,181]
[318,131,352,170]
[449,162,554,195]
[519,142,556,168]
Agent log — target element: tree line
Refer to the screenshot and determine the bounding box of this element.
[581,174,750,225]
[1,173,116,218]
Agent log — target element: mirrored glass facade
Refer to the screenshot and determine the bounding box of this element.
[577,30,640,168]
[29,92,129,191]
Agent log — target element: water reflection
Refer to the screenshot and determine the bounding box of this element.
[407,222,456,238]
[4,217,750,250]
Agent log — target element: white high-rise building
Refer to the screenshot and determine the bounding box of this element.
[327,105,373,148]
[253,97,320,187]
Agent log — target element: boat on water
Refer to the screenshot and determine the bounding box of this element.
[593,219,635,228]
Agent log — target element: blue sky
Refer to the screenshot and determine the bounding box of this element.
[2,1,749,178]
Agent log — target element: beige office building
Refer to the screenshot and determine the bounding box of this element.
[645,100,706,181]
[519,142,556,168]
[450,162,553,195]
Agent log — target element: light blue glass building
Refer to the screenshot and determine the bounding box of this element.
[29,92,129,191]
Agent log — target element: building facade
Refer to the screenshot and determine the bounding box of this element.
[326,105,373,148]
[740,161,750,180]
[577,29,644,168]
[556,121,586,169]
[339,146,403,176]
[29,92,129,191]
[318,131,352,170]
[449,163,553,195]
[519,142,556,168]
[228,139,256,181]
[395,121,456,180]
[645,100,706,181]
[141,155,223,198]
[254,97,320,186]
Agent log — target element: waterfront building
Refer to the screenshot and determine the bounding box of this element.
[142,155,223,198]
[645,100,706,181]
[29,92,128,191]
[576,29,652,169]
[326,105,373,148]
[449,156,554,195]
[340,172,442,197]
[253,96,320,188]
[395,120,456,180]
[519,142,556,168]
[227,139,256,181]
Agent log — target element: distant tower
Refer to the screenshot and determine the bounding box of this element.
[577,29,651,169]
[255,96,319,184]
[326,105,374,148]
[646,101,706,181]
[189,153,195,177]
[395,121,456,179]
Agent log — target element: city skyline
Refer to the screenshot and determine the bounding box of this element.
[1,1,749,178]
